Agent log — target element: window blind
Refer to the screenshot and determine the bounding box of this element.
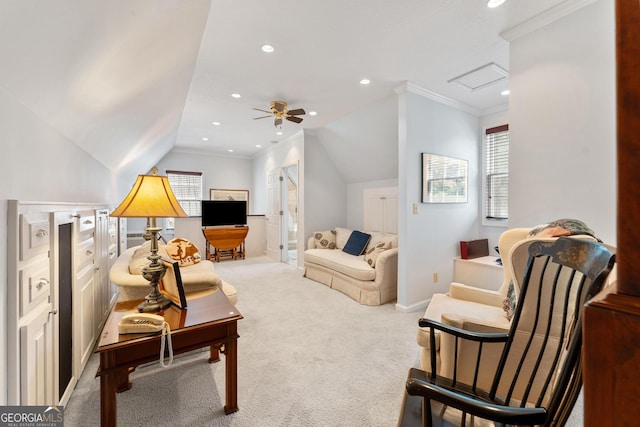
[166,170,203,217]
[485,125,509,220]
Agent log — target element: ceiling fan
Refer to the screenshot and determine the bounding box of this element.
[253,100,305,128]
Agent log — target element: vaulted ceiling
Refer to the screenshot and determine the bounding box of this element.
[1,0,570,177]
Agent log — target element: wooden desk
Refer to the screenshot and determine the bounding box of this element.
[202,226,249,261]
[95,291,243,427]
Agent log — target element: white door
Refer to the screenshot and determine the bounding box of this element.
[266,168,283,261]
[20,304,54,405]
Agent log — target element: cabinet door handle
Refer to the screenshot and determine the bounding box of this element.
[48,309,57,316]
[35,229,48,237]
[36,278,49,290]
[86,250,93,256]
[95,266,100,271]
[83,219,93,225]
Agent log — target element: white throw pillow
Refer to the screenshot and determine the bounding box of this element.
[313,230,336,249]
[363,240,392,267]
[335,227,353,249]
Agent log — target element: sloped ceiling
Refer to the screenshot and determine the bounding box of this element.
[0,0,577,180]
[0,0,211,176]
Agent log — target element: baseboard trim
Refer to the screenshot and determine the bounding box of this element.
[395,298,430,313]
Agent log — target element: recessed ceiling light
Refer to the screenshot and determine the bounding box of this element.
[228,149,234,153]
[202,137,209,141]
[212,121,220,126]
[256,144,262,148]
[231,93,241,98]
[261,44,274,53]
[487,0,506,8]
[276,131,283,136]
[501,89,510,96]
[309,111,317,116]
[360,79,371,85]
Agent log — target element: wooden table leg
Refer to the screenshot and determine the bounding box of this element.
[100,352,118,427]
[209,345,220,363]
[224,333,239,414]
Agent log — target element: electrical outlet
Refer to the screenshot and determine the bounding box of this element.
[433,272,438,283]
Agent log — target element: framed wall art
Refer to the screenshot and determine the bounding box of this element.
[210,188,249,212]
[422,153,468,203]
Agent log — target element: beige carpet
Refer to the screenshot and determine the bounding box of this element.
[64,256,584,426]
[64,257,422,426]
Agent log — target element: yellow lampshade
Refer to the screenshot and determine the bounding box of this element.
[111,173,188,218]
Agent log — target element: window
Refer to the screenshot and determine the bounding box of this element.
[484,125,509,222]
[166,170,203,218]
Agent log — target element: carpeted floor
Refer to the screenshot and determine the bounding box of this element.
[64,256,584,426]
[64,257,423,426]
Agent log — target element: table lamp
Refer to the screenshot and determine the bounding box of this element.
[111,167,187,312]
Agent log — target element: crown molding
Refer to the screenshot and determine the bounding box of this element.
[480,103,509,116]
[395,82,482,116]
[500,0,598,42]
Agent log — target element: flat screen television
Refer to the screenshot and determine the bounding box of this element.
[201,200,247,227]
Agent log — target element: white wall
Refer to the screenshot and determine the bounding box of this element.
[508,0,616,244]
[303,132,348,244]
[397,87,481,310]
[156,149,253,211]
[315,94,398,184]
[0,87,116,404]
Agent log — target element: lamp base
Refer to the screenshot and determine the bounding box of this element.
[138,225,172,313]
[137,293,172,313]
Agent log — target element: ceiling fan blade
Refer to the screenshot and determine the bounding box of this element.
[286,108,305,116]
[274,117,283,127]
[286,116,303,124]
[252,108,272,114]
[253,115,271,120]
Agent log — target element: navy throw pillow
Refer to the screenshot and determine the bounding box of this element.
[342,230,371,256]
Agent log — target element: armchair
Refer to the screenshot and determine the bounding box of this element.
[416,228,532,380]
[401,237,616,426]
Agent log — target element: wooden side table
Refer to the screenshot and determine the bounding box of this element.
[202,226,249,261]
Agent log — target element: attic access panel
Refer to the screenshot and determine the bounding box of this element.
[448,62,509,92]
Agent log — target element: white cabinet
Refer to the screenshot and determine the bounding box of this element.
[363,187,398,234]
[74,210,97,372]
[7,202,55,405]
[7,201,116,406]
[453,256,504,291]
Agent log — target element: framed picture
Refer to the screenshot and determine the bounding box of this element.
[159,259,187,309]
[422,153,468,203]
[210,189,249,212]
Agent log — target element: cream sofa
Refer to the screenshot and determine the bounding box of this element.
[304,227,398,305]
[110,243,238,305]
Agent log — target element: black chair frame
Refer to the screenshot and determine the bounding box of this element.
[401,237,615,427]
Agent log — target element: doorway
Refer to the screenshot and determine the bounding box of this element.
[284,164,298,265]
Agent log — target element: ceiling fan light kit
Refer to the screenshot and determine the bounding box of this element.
[253,100,306,128]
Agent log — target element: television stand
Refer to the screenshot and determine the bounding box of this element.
[202,226,249,262]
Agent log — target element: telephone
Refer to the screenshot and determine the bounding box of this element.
[118,313,174,367]
[118,313,164,334]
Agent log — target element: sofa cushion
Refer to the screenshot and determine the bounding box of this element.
[363,240,392,267]
[313,230,337,249]
[342,230,371,255]
[304,248,375,281]
[335,227,353,249]
[166,237,202,266]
